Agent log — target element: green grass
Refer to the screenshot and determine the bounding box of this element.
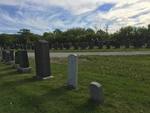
[0,56,150,113]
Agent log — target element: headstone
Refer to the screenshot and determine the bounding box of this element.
[89,82,104,105]
[67,54,78,89]
[34,40,52,79]
[1,50,13,65]
[4,50,11,64]
[13,50,20,68]
[15,51,20,64]
[7,50,14,65]
[1,50,6,62]
[9,50,14,61]
[0,49,2,59]
[17,50,31,73]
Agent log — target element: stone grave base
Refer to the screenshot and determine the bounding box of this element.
[17,67,32,73]
[12,64,19,69]
[34,75,54,80]
[4,61,11,65]
[6,61,15,65]
[67,84,76,89]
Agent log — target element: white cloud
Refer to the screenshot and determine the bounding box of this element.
[0,0,149,34]
[93,0,150,32]
[0,0,142,15]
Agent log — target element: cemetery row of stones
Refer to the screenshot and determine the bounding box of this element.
[0,40,104,105]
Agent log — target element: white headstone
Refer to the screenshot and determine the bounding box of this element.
[67,54,78,89]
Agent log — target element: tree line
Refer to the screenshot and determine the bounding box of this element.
[0,24,150,50]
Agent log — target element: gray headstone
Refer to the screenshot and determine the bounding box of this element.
[0,49,1,58]
[9,50,14,61]
[3,50,7,62]
[89,82,104,105]
[67,54,78,89]
[6,50,15,65]
[34,40,51,79]
[15,51,20,64]
[1,50,6,62]
[5,50,10,64]
[17,50,31,73]
[12,51,21,68]
[19,50,29,68]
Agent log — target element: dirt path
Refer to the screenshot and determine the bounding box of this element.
[28,51,150,58]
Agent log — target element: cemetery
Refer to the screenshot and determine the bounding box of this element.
[0,40,150,113]
[0,1,150,112]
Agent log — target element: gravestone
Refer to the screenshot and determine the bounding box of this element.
[0,49,1,59]
[17,50,31,73]
[13,50,20,68]
[15,51,20,64]
[4,50,11,64]
[67,54,78,89]
[9,50,14,61]
[7,50,14,65]
[34,40,52,79]
[1,50,6,62]
[89,82,104,105]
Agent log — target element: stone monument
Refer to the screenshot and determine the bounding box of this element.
[89,82,104,105]
[17,50,31,73]
[34,40,52,79]
[67,54,78,89]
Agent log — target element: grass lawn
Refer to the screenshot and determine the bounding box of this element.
[0,56,150,113]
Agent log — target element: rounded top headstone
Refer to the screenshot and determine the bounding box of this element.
[5,50,10,54]
[38,40,48,44]
[69,54,78,57]
[21,50,27,52]
[90,82,102,88]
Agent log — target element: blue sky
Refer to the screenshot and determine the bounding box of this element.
[0,0,150,34]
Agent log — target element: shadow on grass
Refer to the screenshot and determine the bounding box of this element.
[71,100,102,113]
[41,86,100,113]
[42,85,71,98]
[0,76,100,113]
[0,65,34,79]
[6,89,48,113]
[0,65,14,71]
[0,77,38,89]
[0,70,19,79]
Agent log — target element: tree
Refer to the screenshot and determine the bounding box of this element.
[118,26,134,48]
[0,34,16,49]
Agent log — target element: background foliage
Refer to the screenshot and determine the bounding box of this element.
[0,24,150,49]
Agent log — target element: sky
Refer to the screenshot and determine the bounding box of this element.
[0,0,150,34]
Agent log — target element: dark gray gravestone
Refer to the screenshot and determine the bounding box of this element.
[17,50,31,73]
[0,49,1,59]
[1,50,6,62]
[13,51,21,68]
[7,50,14,65]
[89,82,104,105]
[15,51,20,64]
[10,50,14,61]
[2,50,7,62]
[5,50,11,64]
[34,40,52,80]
